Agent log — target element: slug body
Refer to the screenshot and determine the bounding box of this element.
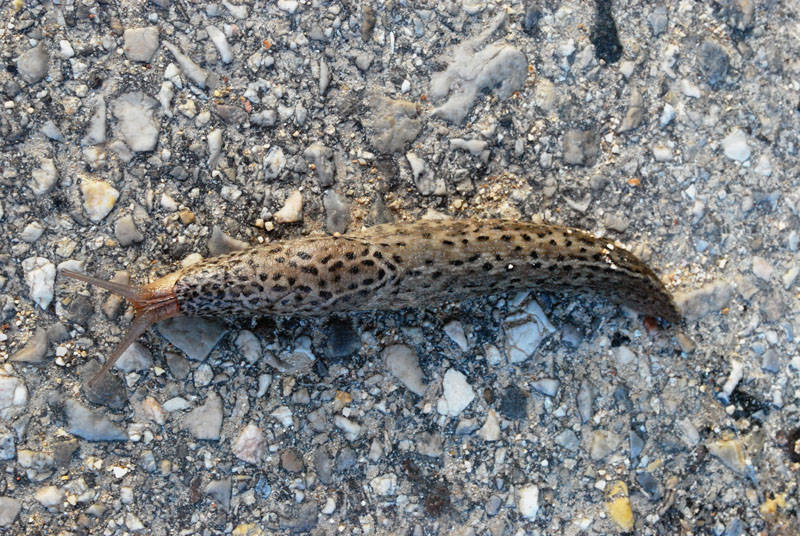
[64,219,680,385]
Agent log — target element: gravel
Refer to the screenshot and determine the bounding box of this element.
[3,1,800,534]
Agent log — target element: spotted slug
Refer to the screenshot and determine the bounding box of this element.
[63,218,680,386]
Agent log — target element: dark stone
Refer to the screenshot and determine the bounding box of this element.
[590,0,623,64]
[323,318,361,361]
[499,385,528,421]
[729,389,770,421]
[636,471,663,501]
[361,5,377,43]
[630,430,644,460]
[280,501,318,533]
[255,476,272,499]
[699,41,729,89]
[313,447,333,484]
[613,386,633,413]
[523,2,542,35]
[66,295,95,325]
[80,360,128,410]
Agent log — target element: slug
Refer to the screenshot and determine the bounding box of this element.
[63,219,680,386]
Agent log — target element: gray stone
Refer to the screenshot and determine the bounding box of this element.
[65,400,127,441]
[182,393,224,440]
[115,342,153,372]
[636,471,663,501]
[699,41,729,89]
[313,448,333,484]
[208,226,248,256]
[761,349,780,373]
[674,280,734,322]
[555,429,579,451]
[617,88,644,133]
[205,478,232,510]
[157,317,228,361]
[383,344,426,396]
[11,328,48,363]
[112,92,159,152]
[0,497,21,528]
[30,159,58,196]
[281,449,305,472]
[303,143,335,186]
[114,215,144,246]
[123,27,160,63]
[0,426,15,460]
[562,129,600,166]
[323,190,350,234]
[589,430,623,460]
[365,95,422,154]
[82,97,107,146]
[164,42,208,88]
[648,7,668,36]
[16,44,49,84]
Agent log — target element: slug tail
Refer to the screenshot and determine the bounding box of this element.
[62,269,183,386]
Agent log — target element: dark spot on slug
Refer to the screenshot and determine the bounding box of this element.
[329,260,344,272]
[431,271,442,279]
[477,236,490,241]
[450,260,464,266]
[361,259,375,267]
[345,252,356,260]
[349,266,360,275]
[301,266,319,275]
[272,285,287,292]
[442,240,455,246]
[483,262,493,271]
[373,251,383,259]
[320,255,332,264]
[297,251,311,260]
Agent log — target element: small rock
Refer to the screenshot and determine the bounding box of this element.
[112,92,159,152]
[577,379,596,423]
[206,25,233,64]
[503,299,556,363]
[157,317,227,361]
[365,95,423,153]
[443,320,469,351]
[517,485,539,520]
[652,143,673,162]
[761,349,780,374]
[235,330,262,365]
[323,319,360,360]
[0,374,27,412]
[11,328,48,363]
[41,120,64,141]
[34,486,64,508]
[590,0,622,64]
[205,478,232,510]
[555,429,579,451]
[313,448,333,484]
[562,129,600,166]
[182,393,224,441]
[207,128,223,168]
[319,59,331,94]
[123,27,160,63]
[383,344,426,396]
[334,416,363,441]
[16,44,49,84]
[274,190,303,223]
[304,143,335,186]
[708,437,747,474]
[500,385,528,420]
[782,266,799,290]
[437,369,475,417]
[478,409,501,441]
[722,128,750,162]
[232,423,266,464]
[163,42,208,88]
[323,190,350,234]
[22,257,56,310]
[115,342,153,373]
[605,481,634,531]
[208,226,248,256]
[31,159,58,196]
[0,497,21,527]
[531,378,559,397]
[636,471,663,501]
[674,280,734,322]
[590,430,623,460]
[114,215,144,246]
[80,178,119,222]
[617,89,643,133]
[263,146,286,180]
[20,222,45,243]
[370,474,397,496]
[699,41,729,89]
[751,256,773,281]
[648,6,668,36]
[66,400,127,441]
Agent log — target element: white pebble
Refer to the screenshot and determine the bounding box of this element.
[34,486,64,508]
[273,190,303,223]
[334,415,363,440]
[235,330,262,364]
[517,485,539,519]
[263,146,286,179]
[722,128,750,162]
[80,177,119,222]
[271,406,293,427]
[31,158,58,196]
[503,298,556,363]
[782,266,799,290]
[532,378,560,397]
[652,143,673,162]
[22,257,55,310]
[160,193,178,212]
[20,222,45,243]
[232,423,266,464]
[369,474,397,496]
[277,0,298,13]
[162,397,190,412]
[206,25,234,64]
[752,256,773,281]
[443,320,469,351]
[207,128,223,168]
[59,40,75,58]
[721,360,743,399]
[383,344,426,396]
[681,79,701,98]
[437,369,475,417]
[478,409,500,441]
[659,103,675,127]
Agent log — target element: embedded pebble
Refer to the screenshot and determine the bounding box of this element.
[123,27,160,62]
[443,320,469,351]
[65,400,127,441]
[437,369,475,417]
[80,178,119,222]
[499,385,528,420]
[699,40,729,89]
[235,330,262,365]
[163,42,208,88]
[0,374,27,412]
[478,409,500,441]
[182,393,224,441]
[205,479,232,510]
[208,226,248,256]
[273,190,303,223]
[157,317,227,361]
[652,143,673,162]
[590,430,623,460]
[708,437,747,474]
[531,378,559,397]
[721,360,743,399]
[555,429,580,451]
[334,415,363,441]
[383,344,425,396]
[22,257,55,310]
[369,474,397,496]
[722,128,751,162]
[16,44,49,84]
[617,88,643,133]
[323,190,350,234]
[0,497,21,527]
[115,342,153,373]
[31,159,58,196]
[782,266,799,290]
[365,95,422,153]
[263,146,286,179]
[517,485,539,520]
[112,92,160,152]
[34,486,64,508]
[503,298,556,363]
[562,129,600,166]
[431,14,527,123]
[114,215,145,246]
[605,481,634,531]
[232,423,266,464]
[304,143,335,186]
[206,25,233,64]
[751,256,773,281]
[41,120,64,142]
[21,222,45,243]
[674,280,734,322]
[11,328,48,363]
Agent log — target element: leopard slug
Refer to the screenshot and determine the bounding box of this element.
[63,219,680,386]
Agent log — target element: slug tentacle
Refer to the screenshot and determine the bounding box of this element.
[61,269,182,387]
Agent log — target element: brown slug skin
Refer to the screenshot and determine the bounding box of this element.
[64,219,680,385]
